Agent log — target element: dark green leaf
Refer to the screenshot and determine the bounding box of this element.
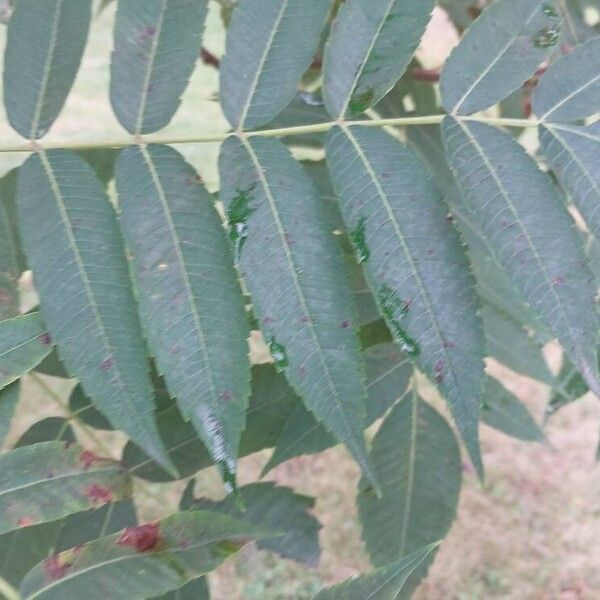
[0,380,19,445]
[358,394,461,593]
[69,385,113,431]
[326,125,485,478]
[442,117,600,398]
[219,135,378,489]
[15,417,75,447]
[322,0,434,118]
[533,35,600,121]
[312,542,439,600]
[18,150,173,473]
[0,441,131,535]
[482,377,546,442]
[0,168,23,320]
[3,0,92,138]
[34,347,69,379]
[263,342,411,473]
[116,144,250,485]
[150,578,209,600]
[220,0,330,129]
[124,364,299,482]
[440,0,562,114]
[20,510,271,600]
[110,0,208,134]
[0,313,52,389]
[183,481,321,566]
[540,122,600,242]
[75,149,118,187]
[545,359,588,420]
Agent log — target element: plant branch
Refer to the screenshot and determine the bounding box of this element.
[0,115,540,153]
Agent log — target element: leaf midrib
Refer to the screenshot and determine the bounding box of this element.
[138,146,223,449]
[38,151,148,438]
[240,136,364,449]
[29,0,63,139]
[237,0,289,129]
[134,0,168,134]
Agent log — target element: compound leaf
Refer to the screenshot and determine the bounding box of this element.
[219,135,378,489]
[0,313,52,390]
[322,0,435,118]
[0,441,131,535]
[326,125,485,477]
[440,0,562,115]
[3,0,92,138]
[110,0,208,134]
[442,117,600,398]
[17,150,173,473]
[116,144,250,487]
[220,0,330,130]
[533,35,600,121]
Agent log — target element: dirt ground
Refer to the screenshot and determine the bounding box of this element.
[1,3,599,599]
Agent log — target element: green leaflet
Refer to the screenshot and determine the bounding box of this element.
[220,0,330,130]
[442,117,600,398]
[19,511,271,600]
[182,481,321,567]
[17,150,174,473]
[357,394,461,595]
[110,0,209,134]
[123,364,300,482]
[0,441,132,535]
[219,135,379,490]
[0,501,137,588]
[3,0,92,138]
[0,381,19,445]
[0,313,52,390]
[312,542,439,600]
[326,125,485,478]
[322,0,435,118]
[482,304,553,384]
[150,578,210,600]
[440,0,561,115]
[263,342,411,473]
[15,417,75,448]
[0,168,23,320]
[540,122,600,242]
[533,35,600,121]
[116,144,250,487]
[482,377,546,443]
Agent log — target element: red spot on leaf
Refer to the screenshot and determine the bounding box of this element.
[101,357,114,371]
[84,484,113,505]
[18,517,35,527]
[340,320,350,328]
[79,450,104,470]
[44,555,72,581]
[38,332,52,345]
[220,390,232,401]
[553,276,565,286]
[118,523,160,553]
[299,315,310,324]
[443,341,455,349]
